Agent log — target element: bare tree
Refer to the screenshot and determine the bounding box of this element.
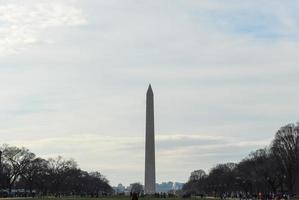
[0,150,3,189]
[0,144,113,196]
[207,163,236,196]
[20,157,49,195]
[47,156,77,194]
[0,145,36,193]
[183,169,207,196]
[271,124,299,194]
[189,169,207,181]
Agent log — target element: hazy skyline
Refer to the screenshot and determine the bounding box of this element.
[1,0,299,186]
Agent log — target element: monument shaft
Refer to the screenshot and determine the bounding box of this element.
[145,85,156,194]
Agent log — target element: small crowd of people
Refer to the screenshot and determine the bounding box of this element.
[130,192,177,200]
[218,192,291,200]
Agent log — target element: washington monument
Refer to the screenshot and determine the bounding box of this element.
[144,84,156,194]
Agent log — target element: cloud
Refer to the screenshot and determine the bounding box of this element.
[0,1,86,56]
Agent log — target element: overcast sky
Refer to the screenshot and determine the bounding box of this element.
[1,0,299,186]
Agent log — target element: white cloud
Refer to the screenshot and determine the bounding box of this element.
[0,1,86,56]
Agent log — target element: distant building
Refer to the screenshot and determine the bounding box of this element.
[114,181,183,195]
[113,183,126,194]
[156,182,184,193]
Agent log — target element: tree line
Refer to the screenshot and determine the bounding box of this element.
[183,123,299,197]
[0,145,113,197]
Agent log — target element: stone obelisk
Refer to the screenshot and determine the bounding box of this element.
[145,84,156,194]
